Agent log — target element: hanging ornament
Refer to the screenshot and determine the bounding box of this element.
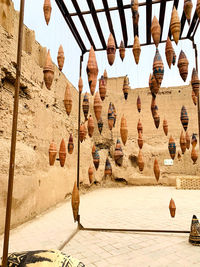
[93,147,100,170]
[120,115,128,146]
[82,93,89,121]
[153,158,160,182]
[132,35,141,64]
[114,139,123,166]
[197,0,200,19]
[151,16,161,47]
[131,0,139,26]
[57,45,65,71]
[170,7,180,45]
[169,198,176,218]
[138,131,143,149]
[92,144,96,158]
[103,69,108,85]
[123,76,130,100]
[107,33,116,66]
[78,76,83,93]
[83,122,87,140]
[79,123,85,143]
[180,130,186,154]
[88,115,94,138]
[93,92,102,121]
[108,102,115,131]
[86,46,98,96]
[184,0,193,25]
[88,165,94,184]
[192,90,197,106]
[186,131,190,150]
[165,37,173,69]
[71,182,80,222]
[43,0,52,25]
[191,146,198,164]
[178,50,189,82]
[151,96,158,118]
[99,75,106,101]
[63,83,72,116]
[49,141,57,166]
[191,68,199,97]
[168,135,176,160]
[153,48,164,87]
[43,50,54,90]
[112,103,117,127]
[105,157,112,176]
[97,117,103,134]
[59,138,66,167]
[189,215,200,246]
[137,96,141,113]
[191,133,197,148]
[163,118,168,136]
[149,74,159,95]
[172,48,176,65]
[178,151,181,160]
[68,133,74,154]
[119,40,125,61]
[153,111,160,129]
[180,105,189,131]
[137,119,143,134]
[138,149,144,172]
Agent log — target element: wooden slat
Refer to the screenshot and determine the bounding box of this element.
[168,0,180,39]
[187,11,198,38]
[117,0,128,47]
[180,11,186,39]
[159,0,166,41]
[146,0,152,44]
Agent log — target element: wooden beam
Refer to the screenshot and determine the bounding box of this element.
[187,11,198,38]
[117,0,128,46]
[159,0,166,41]
[146,0,152,44]
[180,11,186,39]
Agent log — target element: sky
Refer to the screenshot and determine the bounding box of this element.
[12,0,200,92]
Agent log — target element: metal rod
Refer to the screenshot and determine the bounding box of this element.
[58,228,80,250]
[2,0,25,266]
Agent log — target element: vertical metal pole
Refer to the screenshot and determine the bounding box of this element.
[2,0,25,266]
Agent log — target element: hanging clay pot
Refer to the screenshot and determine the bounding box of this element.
[170,7,180,45]
[79,123,85,143]
[168,135,176,160]
[178,151,181,160]
[59,138,66,167]
[43,0,52,25]
[57,45,65,71]
[180,130,186,154]
[191,146,198,164]
[94,92,102,121]
[138,131,143,149]
[153,48,164,87]
[108,103,115,131]
[192,90,197,106]
[191,133,197,148]
[191,68,199,97]
[184,0,193,24]
[163,118,168,136]
[138,149,144,172]
[43,50,54,89]
[71,182,80,222]
[137,119,143,134]
[131,0,139,26]
[151,96,158,118]
[186,131,190,150]
[178,50,189,82]
[112,103,117,127]
[49,141,57,166]
[63,83,72,116]
[86,46,98,96]
[105,157,112,176]
[123,76,130,100]
[93,147,100,170]
[169,198,176,218]
[165,37,173,69]
[119,40,125,61]
[97,117,103,134]
[180,105,189,131]
[132,35,141,65]
[83,122,87,140]
[88,165,94,184]
[82,93,89,121]
[68,133,74,154]
[149,74,159,95]
[189,215,200,246]
[120,115,128,146]
[197,0,200,19]
[99,75,106,101]
[154,158,160,182]
[103,69,108,85]
[88,115,94,138]
[107,33,116,66]
[114,139,123,166]
[172,48,176,65]
[78,76,83,93]
[137,95,141,113]
[92,144,96,158]
[151,16,161,47]
[153,111,160,129]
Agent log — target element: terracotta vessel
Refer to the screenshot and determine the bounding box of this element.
[68,133,74,154]
[137,95,141,113]
[154,158,160,182]
[108,103,115,130]
[107,33,116,66]
[123,76,130,100]
[78,76,83,93]
[197,0,200,20]
[49,141,57,166]
[131,0,139,26]
[172,48,176,65]
[114,139,123,166]
[180,130,186,154]
[184,0,193,24]
[163,118,168,136]
[132,35,141,64]
[165,37,173,69]
[57,45,65,71]
[192,90,197,106]
[138,131,143,149]
[153,48,164,87]
[43,0,52,25]
[97,118,103,134]
[82,92,89,120]
[112,103,117,127]
[178,50,189,82]
[151,96,156,117]
[137,119,143,134]
[93,147,100,170]
[83,122,87,140]
[191,68,199,97]
[43,50,54,90]
[86,46,98,96]
[151,16,161,47]
[149,73,159,95]
[138,149,144,171]
[189,215,200,246]
[186,131,190,150]
[88,115,94,138]
[71,182,80,222]
[191,146,198,164]
[105,157,112,176]
[94,92,102,121]
[119,40,125,61]
[59,138,66,167]
[88,165,94,184]
[120,115,128,146]
[170,7,180,45]
[103,69,108,85]
[153,111,160,129]
[63,83,72,116]
[169,198,176,218]
[92,144,96,158]
[178,151,181,160]
[79,123,85,143]
[168,136,176,160]
[99,75,106,101]
[191,133,197,148]
[180,105,189,131]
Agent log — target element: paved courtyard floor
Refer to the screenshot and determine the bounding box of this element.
[1,186,200,266]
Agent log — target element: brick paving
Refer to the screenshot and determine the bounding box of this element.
[1,186,200,266]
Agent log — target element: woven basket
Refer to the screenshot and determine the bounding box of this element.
[176,177,200,190]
